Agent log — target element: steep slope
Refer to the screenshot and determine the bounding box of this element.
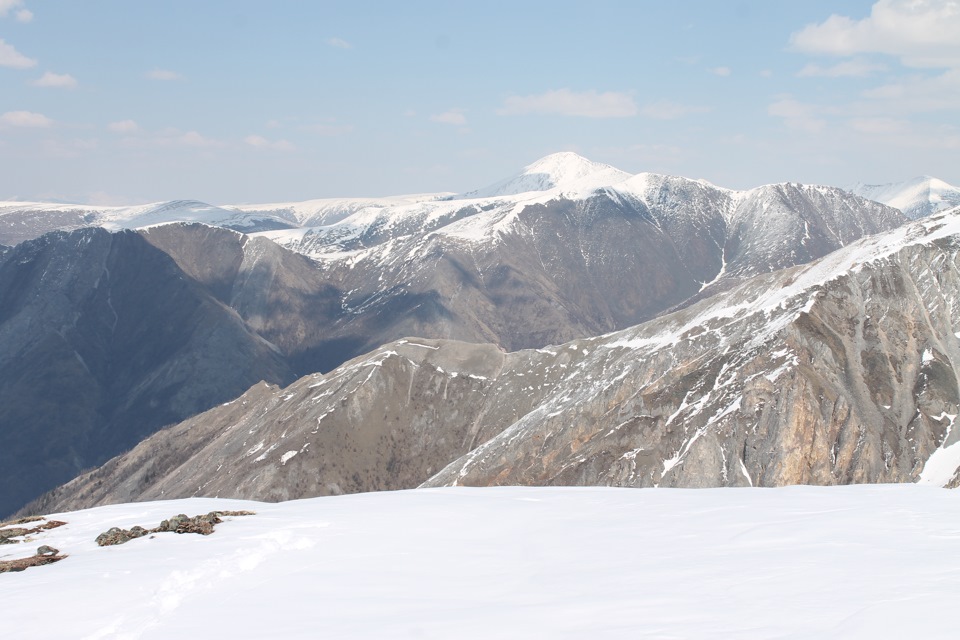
[30,207,960,512]
[0,228,294,517]
[137,224,347,374]
[429,210,960,489]
[850,176,960,219]
[26,338,512,508]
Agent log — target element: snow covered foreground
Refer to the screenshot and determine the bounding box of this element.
[4,486,960,639]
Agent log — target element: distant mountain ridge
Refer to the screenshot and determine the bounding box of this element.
[0,152,920,250]
[849,176,960,220]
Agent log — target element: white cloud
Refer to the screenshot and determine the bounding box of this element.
[798,58,887,77]
[791,0,960,68]
[430,109,467,125]
[244,134,295,151]
[302,123,353,135]
[498,89,637,118]
[710,66,732,77]
[0,110,52,127]
[638,101,710,120]
[265,119,281,129]
[31,71,77,89]
[326,37,352,49]
[40,137,98,158]
[0,38,36,68]
[177,130,219,147]
[147,69,182,81]
[0,0,27,19]
[861,68,960,111]
[768,97,827,132]
[849,116,910,134]
[107,119,139,134]
[118,127,222,149]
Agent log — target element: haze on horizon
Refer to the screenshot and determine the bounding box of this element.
[1,0,958,205]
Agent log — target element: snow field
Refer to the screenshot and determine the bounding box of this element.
[4,485,960,639]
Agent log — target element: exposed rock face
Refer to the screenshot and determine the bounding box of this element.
[27,209,960,513]
[0,159,906,375]
[137,224,347,374]
[26,339,517,508]
[135,180,903,372]
[0,228,294,516]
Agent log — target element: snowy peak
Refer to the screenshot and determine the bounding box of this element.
[849,176,960,220]
[459,152,631,199]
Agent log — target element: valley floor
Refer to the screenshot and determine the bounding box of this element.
[3,485,959,639]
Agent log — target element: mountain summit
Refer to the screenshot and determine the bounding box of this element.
[459,152,631,199]
[849,176,960,220]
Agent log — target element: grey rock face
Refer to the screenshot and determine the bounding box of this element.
[28,210,960,513]
[0,228,294,516]
[138,224,347,374]
[425,213,960,489]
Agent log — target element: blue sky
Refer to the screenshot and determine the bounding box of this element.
[1,0,958,204]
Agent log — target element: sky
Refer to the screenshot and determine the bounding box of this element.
[1,0,959,205]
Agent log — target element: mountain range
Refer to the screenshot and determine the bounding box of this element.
[27,203,960,513]
[3,152,958,516]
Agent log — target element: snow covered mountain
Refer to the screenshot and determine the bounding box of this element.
[243,159,902,360]
[0,193,455,247]
[30,206,960,513]
[457,151,631,198]
[849,176,960,219]
[222,193,452,228]
[4,486,960,638]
